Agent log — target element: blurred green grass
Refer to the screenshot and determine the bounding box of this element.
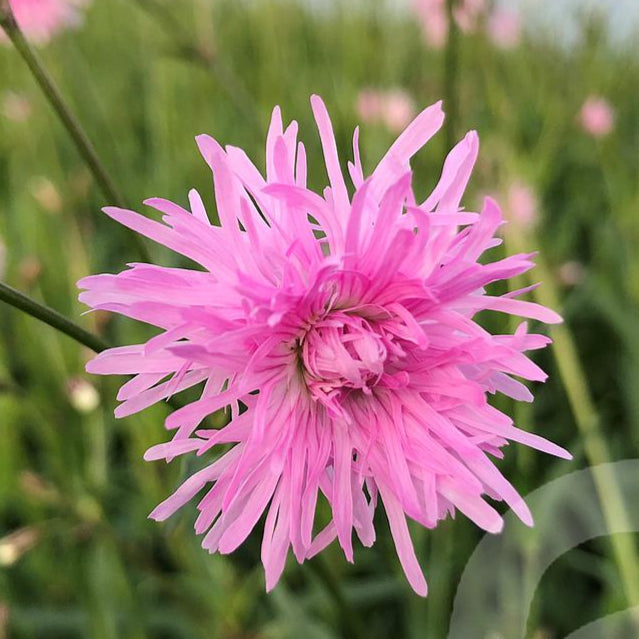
[1,1,638,637]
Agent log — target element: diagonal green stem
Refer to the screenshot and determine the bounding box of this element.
[0,2,151,262]
[0,281,109,354]
[0,281,187,414]
[0,6,122,209]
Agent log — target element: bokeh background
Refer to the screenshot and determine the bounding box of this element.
[1,0,638,637]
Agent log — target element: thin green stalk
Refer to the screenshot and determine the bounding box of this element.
[0,2,151,262]
[444,0,460,151]
[0,281,108,354]
[0,6,121,208]
[505,225,639,612]
[0,281,185,414]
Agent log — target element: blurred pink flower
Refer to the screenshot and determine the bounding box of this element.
[1,0,89,45]
[382,90,417,132]
[454,0,485,32]
[487,7,521,49]
[79,96,569,596]
[579,96,615,138]
[356,89,416,133]
[412,0,448,48]
[356,90,383,123]
[413,0,485,48]
[506,180,539,229]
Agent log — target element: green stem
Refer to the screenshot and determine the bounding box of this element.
[0,3,151,262]
[0,281,108,354]
[444,0,460,151]
[1,8,122,209]
[0,281,187,413]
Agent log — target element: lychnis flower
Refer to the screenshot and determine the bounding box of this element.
[79,96,570,595]
[487,7,522,49]
[1,0,88,45]
[579,96,615,139]
[356,88,416,133]
[412,0,485,49]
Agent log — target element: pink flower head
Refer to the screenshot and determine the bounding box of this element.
[454,0,485,33]
[1,0,88,46]
[356,90,383,124]
[487,7,522,49]
[579,96,615,138]
[412,0,485,48]
[506,180,539,229]
[79,96,570,596]
[356,89,416,133]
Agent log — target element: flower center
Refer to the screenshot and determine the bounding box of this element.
[300,311,388,408]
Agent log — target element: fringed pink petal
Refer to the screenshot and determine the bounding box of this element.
[79,96,568,597]
[379,483,428,596]
[310,94,351,216]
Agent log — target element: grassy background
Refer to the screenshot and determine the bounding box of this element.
[1,1,638,637]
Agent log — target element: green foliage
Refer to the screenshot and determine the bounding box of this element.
[0,1,638,637]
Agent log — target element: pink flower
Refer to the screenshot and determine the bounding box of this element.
[506,180,539,229]
[79,96,570,596]
[380,90,416,132]
[454,0,485,32]
[412,0,448,48]
[1,0,88,46]
[487,7,521,49]
[356,89,416,133]
[579,96,615,138]
[356,90,383,124]
[413,0,485,48]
